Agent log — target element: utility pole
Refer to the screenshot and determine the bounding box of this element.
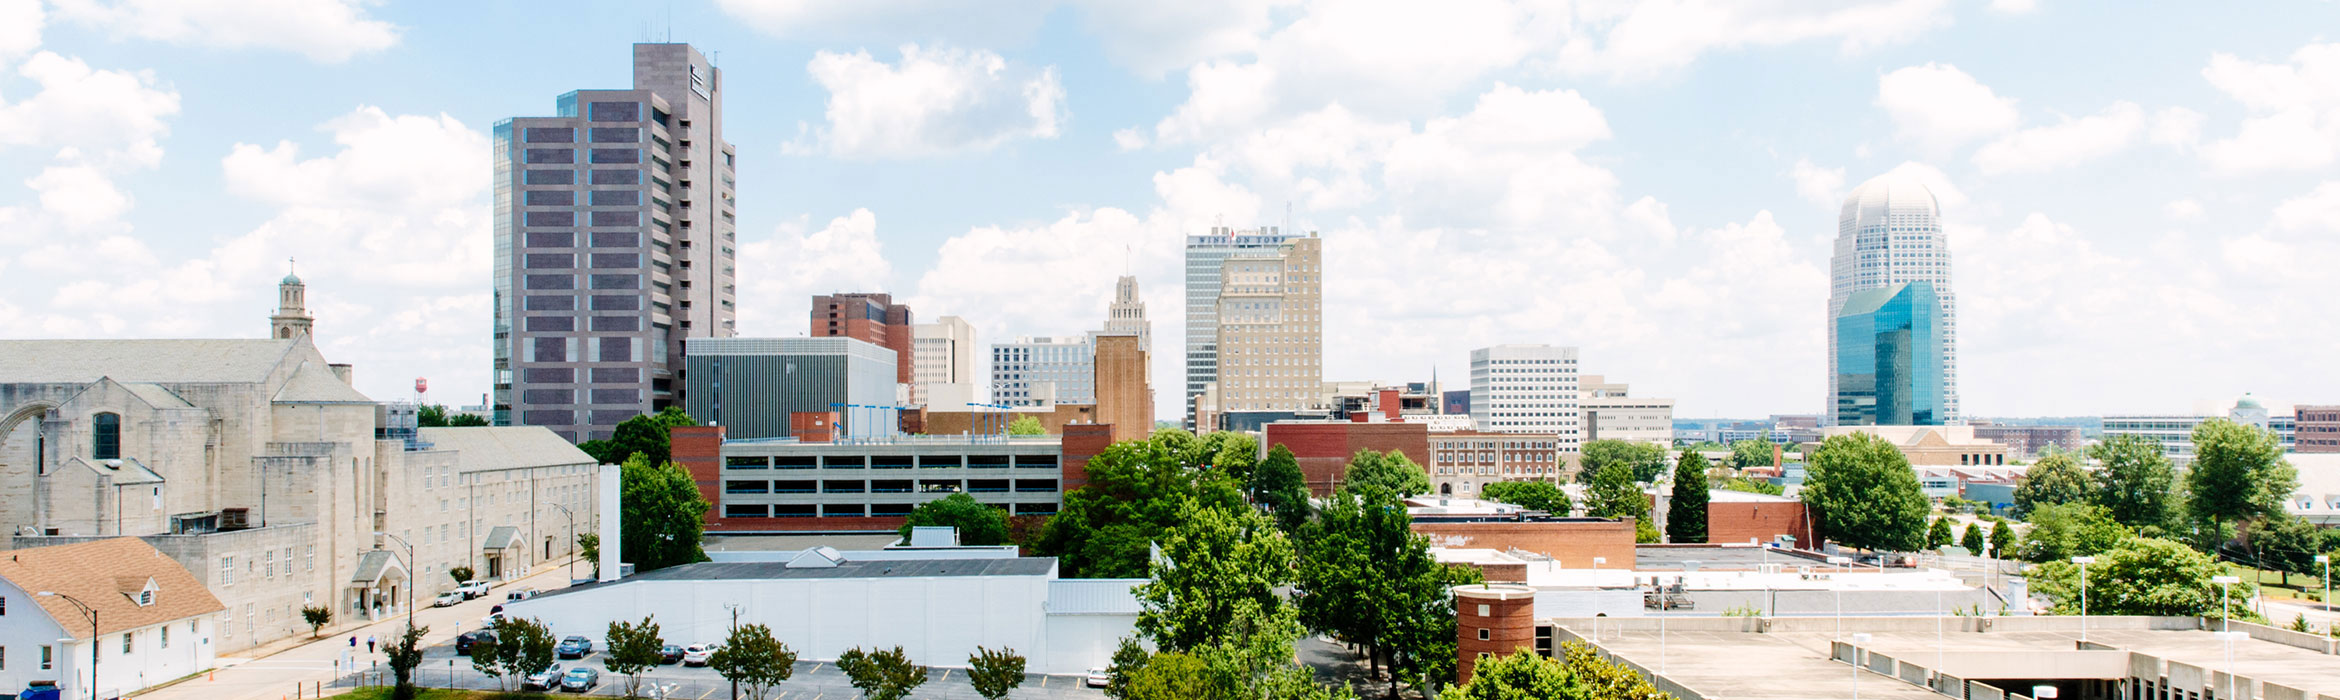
[39,592,97,700]
[724,603,743,700]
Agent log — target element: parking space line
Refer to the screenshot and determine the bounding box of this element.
[697,685,718,699]
[940,668,952,682]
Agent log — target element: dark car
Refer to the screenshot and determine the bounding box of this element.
[555,635,593,659]
[455,630,498,656]
[658,644,685,664]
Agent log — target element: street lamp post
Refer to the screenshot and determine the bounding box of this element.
[38,592,96,700]
[1591,556,1607,642]
[2317,554,2330,619]
[1849,632,1872,700]
[2212,575,2241,634]
[2214,630,2246,700]
[1828,555,1851,639]
[376,531,417,632]
[551,503,578,584]
[2071,556,2097,643]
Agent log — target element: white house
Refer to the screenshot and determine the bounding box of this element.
[0,538,223,699]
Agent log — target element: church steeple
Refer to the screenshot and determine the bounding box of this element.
[271,258,313,340]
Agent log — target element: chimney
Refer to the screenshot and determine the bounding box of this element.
[597,462,621,582]
[329,363,354,386]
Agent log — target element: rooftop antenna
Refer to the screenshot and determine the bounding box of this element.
[1124,244,1132,275]
[287,257,295,275]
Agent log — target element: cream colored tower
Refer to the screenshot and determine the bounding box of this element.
[1213,236,1322,417]
[271,262,314,339]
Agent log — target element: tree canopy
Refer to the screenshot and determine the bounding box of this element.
[1578,440,1669,483]
[1341,449,1430,497]
[1666,451,1710,544]
[1247,444,1313,531]
[2089,434,2178,531]
[417,404,489,427]
[1438,644,1668,700]
[708,623,795,700]
[2011,451,2091,519]
[2015,502,2127,563]
[1959,522,1985,553]
[2185,419,2298,543]
[899,493,1012,546]
[1136,500,1294,652]
[1297,485,1478,695]
[1007,415,1046,436]
[579,406,697,465]
[2029,537,2261,621]
[1799,433,1929,552]
[1586,464,1656,543]
[1200,431,1261,484]
[1727,438,1776,470]
[966,646,1028,700]
[1036,434,1247,578]
[837,646,928,700]
[1479,480,1571,515]
[619,453,709,572]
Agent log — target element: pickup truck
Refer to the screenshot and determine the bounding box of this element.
[457,581,494,599]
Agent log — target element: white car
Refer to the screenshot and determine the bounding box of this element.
[482,611,506,627]
[681,644,714,667]
[457,581,493,599]
[1086,668,1111,688]
[506,587,539,601]
[431,592,465,608]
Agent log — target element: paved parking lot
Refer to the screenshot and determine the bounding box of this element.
[339,638,1111,699]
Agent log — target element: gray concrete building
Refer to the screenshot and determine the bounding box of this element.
[705,435,1069,527]
[493,43,738,442]
[684,338,898,441]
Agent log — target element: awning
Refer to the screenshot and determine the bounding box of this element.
[481,525,521,552]
[351,550,407,584]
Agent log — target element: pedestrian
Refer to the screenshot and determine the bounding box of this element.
[367,635,376,653]
[349,635,357,649]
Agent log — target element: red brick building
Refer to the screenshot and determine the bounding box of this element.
[1454,584,1539,684]
[1410,513,1637,567]
[1428,430,1565,498]
[1261,419,1431,495]
[2297,405,2340,453]
[1704,491,1816,546]
[812,292,914,385]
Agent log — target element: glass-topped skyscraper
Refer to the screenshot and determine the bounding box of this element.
[1833,281,1942,426]
[1828,172,1957,425]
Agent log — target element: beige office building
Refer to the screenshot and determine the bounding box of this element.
[1214,236,1323,416]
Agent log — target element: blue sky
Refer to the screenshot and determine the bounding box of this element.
[3,0,2337,420]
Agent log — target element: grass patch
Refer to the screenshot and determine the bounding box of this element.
[336,689,559,700]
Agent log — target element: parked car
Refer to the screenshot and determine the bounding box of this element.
[681,644,714,667]
[658,644,685,664]
[1086,667,1111,688]
[457,581,493,599]
[455,630,498,656]
[481,611,506,627]
[520,663,564,691]
[432,591,466,608]
[506,587,539,601]
[560,667,600,693]
[555,635,593,659]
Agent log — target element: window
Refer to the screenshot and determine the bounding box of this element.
[160,625,168,649]
[92,412,120,460]
[221,556,234,586]
[306,545,316,572]
[122,633,131,654]
[1477,628,1491,641]
[138,590,152,606]
[265,550,275,578]
[40,645,50,670]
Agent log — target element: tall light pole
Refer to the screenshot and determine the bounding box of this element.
[551,503,578,584]
[2071,556,2096,643]
[2212,575,2241,634]
[2214,630,2245,700]
[1828,555,1851,639]
[1849,632,1872,700]
[376,531,417,632]
[2317,554,2330,620]
[1591,556,1607,642]
[1752,538,1771,615]
[38,592,96,700]
[722,603,744,700]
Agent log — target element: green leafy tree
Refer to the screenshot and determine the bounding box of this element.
[1136,500,1294,652]
[1150,428,1202,464]
[898,493,1012,545]
[966,646,1028,699]
[1959,522,1985,553]
[2011,451,2091,519]
[1585,464,1648,524]
[300,605,330,638]
[603,616,665,698]
[1124,652,1212,700]
[2029,537,2261,620]
[1438,642,1669,700]
[1667,451,1710,543]
[1297,485,1468,695]
[448,566,474,584]
[1007,415,1046,436]
[1558,642,1671,700]
[2186,419,2299,548]
[1036,438,1246,578]
[1800,433,1930,552]
[1578,440,1669,483]
[2248,515,2327,587]
[1716,476,1784,496]
[385,624,429,700]
[1988,520,2016,558]
[417,404,488,427]
[1104,637,1149,699]
[836,646,928,700]
[578,532,599,577]
[469,629,507,690]
[584,406,697,465]
[620,453,709,572]
[1728,438,1776,470]
[1479,480,1571,514]
[1200,431,1262,484]
[1926,518,1954,550]
[1248,444,1313,531]
[708,623,796,700]
[2090,434,2178,531]
[1128,600,1354,700]
[1341,449,1431,497]
[488,617,557,692]
[2015,503,2128,563]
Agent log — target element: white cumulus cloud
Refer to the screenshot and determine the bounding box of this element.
[1877,62,2020,147]
[0,0,42,59]
[1971,101,2145,174]
[2197,42,2340,174]
[1555,0,1956,79]
[791,45,1066,159]
[1789,158,1846,207]
[50,0,398,62]
[734,209,895,336]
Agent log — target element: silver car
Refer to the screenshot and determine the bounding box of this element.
[520,663,564,691]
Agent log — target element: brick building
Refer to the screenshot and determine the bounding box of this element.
[2296,405,2339,453]
[1261,419,1431,496]
[812,293,914,386]
[1970,424,2085,458]
[1093,334,1152,444]
[1407,498,1636,566]
[1453,584,1539,684]
[1704,491,1815,546]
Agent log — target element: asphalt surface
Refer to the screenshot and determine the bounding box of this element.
[339,647,1112,699]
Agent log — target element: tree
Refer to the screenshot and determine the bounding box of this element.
[1123,652,1213,700]
[1959,522,1985,553]
[836,646,928,700]
[385,624,429,700]
[603,616,665,698]
[2029,537,2260,621]
[1200,431,1262,484]
[1578,440,1669,483]
[2090,434,2178,531]
[1037,438,1247,578]
[1341,449,1430,497]
[1007,415,1046,436]
[1479,480,1571,515]
[1150,428,1201,465]
[449,566,474,584]
[1437,643,1668,700]
[1728,438,1776,471]
[418,404,488,427]
[486,617,556,692]
[1248,444,1313,531]
[583,406,697,465]
[578,532,600,577]
[2015,503,2128,563]
[1585,464,1648,524]
[2187,419,2299,547]
[898,493,1012,545]
[1104,637,1149,699]
[620,453,709,572]
[470,629,507,690]
[1800,433,1930,552]
[301,605,330,638]
[1667,451,1710,544]
[1988,520,2016,558]
[1926,518,1954,550]
[709,623,796,700]
[1557,642,1670,700]
[2011,451,2091,519]
[1716,476,1784,496]
[1297,485,1472,696]
[966,646,1028,700]
[1136,500,1294,652]
[2248,515,2326,588]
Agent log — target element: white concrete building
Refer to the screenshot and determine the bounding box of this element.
[1470,345,1581,446]
[911,316,978,408]
[1829,172,1959,424]
[502,548,1138,675]
[2104,393,2297,462]
[1578,375,1673,446]
[0,538,224,700]
[990,336,1093,408]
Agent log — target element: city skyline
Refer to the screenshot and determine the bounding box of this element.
[2,1,2337,420]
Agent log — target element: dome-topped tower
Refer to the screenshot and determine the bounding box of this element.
[271,259,314,340]
[1829,171,1958,425]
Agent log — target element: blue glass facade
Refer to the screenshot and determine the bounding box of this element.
[1832,282,1942,426]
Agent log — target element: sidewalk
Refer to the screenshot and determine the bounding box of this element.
[141,563,584,700]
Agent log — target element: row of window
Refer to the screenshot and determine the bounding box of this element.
[721,502,1058,518]
[220,545,315,586]
[724,478,1058,494]
[724,454,1057,469]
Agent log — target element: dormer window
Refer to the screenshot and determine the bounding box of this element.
[138,590,152,606]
